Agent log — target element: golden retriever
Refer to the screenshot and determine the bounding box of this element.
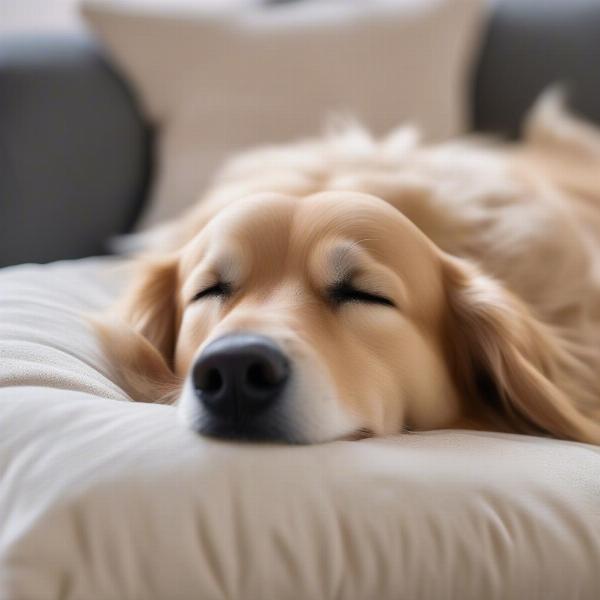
[97,93,600,444]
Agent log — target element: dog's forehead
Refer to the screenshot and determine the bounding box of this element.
[198,193,296,245]
[202,191,413,245]
[180,191,438,279]
[179,193,294,272]
[291,191,420,244]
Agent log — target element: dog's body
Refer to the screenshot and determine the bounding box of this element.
[98,94,600,444]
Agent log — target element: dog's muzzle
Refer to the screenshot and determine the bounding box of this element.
[191,333,291,441]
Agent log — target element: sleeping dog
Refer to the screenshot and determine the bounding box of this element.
[96,93,600,444]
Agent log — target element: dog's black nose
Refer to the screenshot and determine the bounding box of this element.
[192,334,289,421]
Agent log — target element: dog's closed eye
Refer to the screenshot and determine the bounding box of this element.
[191,282,232,303]
[329,282,395,308]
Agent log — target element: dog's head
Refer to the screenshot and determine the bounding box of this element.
[99,191,599,444]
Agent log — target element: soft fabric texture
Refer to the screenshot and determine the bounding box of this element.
[81,0,486,229]
[1,258,600,598]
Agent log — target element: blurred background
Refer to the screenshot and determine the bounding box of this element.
[1,0,599,267]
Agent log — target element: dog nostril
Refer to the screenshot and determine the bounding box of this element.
[246,361,277,390]
[197,367,223,393]
[192,334,290,425]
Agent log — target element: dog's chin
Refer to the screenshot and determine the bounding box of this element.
[194,415,305,444]
[177,372,363,445]
[188,412,372,445]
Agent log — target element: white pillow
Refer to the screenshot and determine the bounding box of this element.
[81,0,486,229]
[1,258,600,599]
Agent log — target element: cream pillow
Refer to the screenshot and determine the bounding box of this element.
[81,0,486,229]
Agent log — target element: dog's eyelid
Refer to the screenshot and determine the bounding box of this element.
[328,280,396,308]
[189,281,232,303]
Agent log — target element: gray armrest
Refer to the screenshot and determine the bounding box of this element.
[472,0,600,136]
[0,33,150,267]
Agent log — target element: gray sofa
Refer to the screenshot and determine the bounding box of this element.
[1,0,599,267]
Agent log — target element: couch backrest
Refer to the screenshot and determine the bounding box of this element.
[472,0,600,136]
[0,34,150,267]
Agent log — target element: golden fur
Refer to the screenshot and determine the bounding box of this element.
[97,93,600,444]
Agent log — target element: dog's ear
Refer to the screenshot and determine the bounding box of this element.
[119,257,179,359]
[93,257,181,403]
[442,255,600,444]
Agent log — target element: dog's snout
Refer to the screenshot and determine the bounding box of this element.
[192,334,289,422]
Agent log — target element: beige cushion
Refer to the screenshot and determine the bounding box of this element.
[81,0,486,228]
[1,258,600,598]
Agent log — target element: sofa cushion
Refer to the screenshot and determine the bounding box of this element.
[1,257,600,598]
